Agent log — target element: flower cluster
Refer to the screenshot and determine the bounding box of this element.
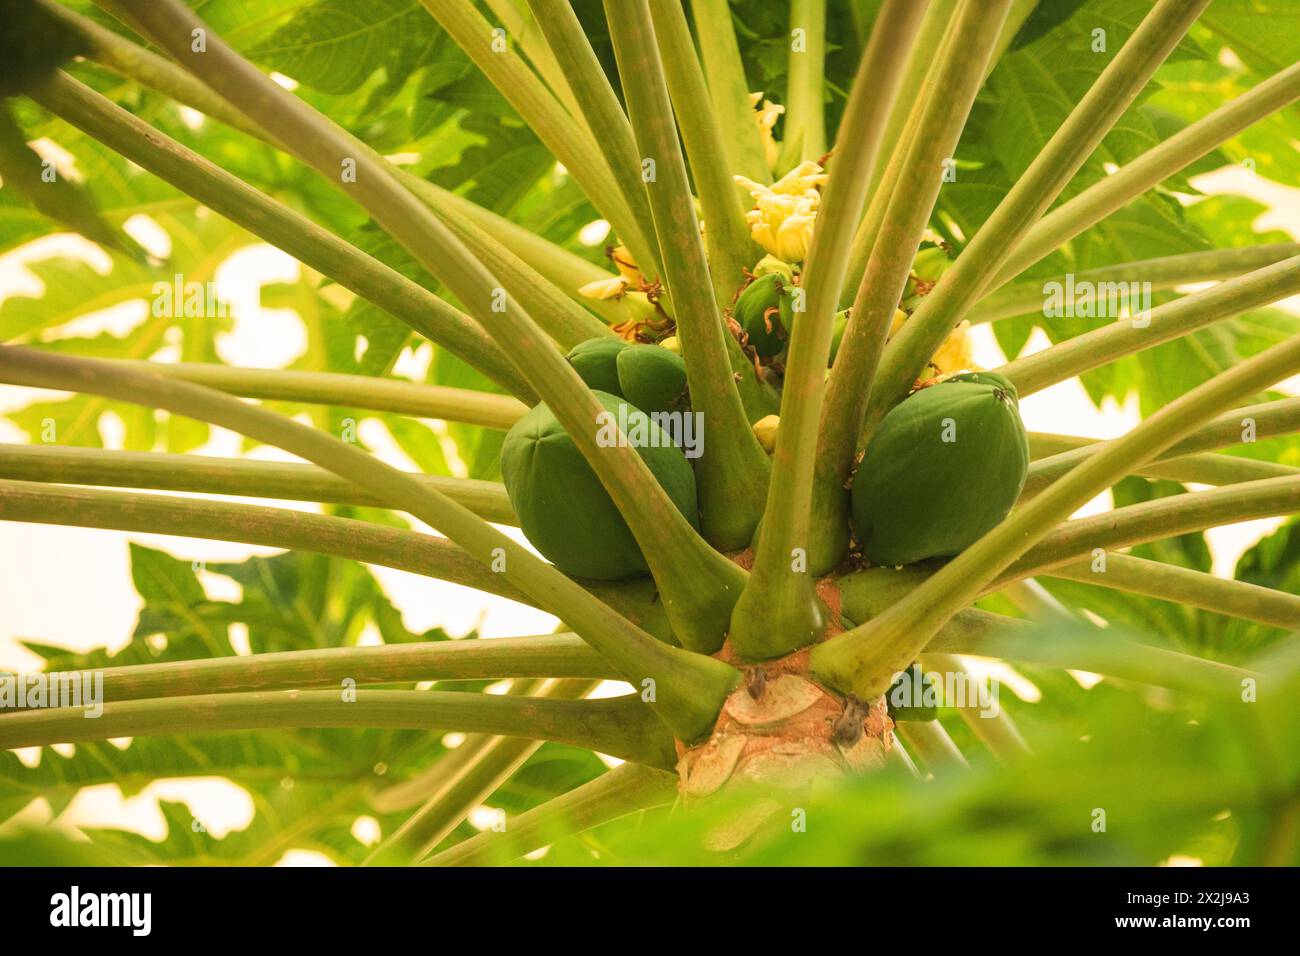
[577,244,645,300]
[734,160,827,262]
[889,309,975,379]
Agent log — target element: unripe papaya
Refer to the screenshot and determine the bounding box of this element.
[752,414,780,453]
[911,245,951,282]
[500,392,699,580]
[828,308,850,365]
[886,664,939,721]
[778,287,799,342]
[753,254,794,283]
[850,380,1029,565]
[903,245,952,302]
[616,344,689,415]
[734,272,790,358]
[566,337,628,396]
[944,370,1017,399]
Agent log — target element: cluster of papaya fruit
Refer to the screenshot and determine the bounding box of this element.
[900,244,951,312]
[565,337,689,416]
[732,256,800,361]
[500,336,695,580]
[500,242,1029,583]
[731,255,856,366]
[732,242,955,370]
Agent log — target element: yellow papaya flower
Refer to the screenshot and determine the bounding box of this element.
[766,160,829,195]
[748,91,785,172]
[930,320,974,376]
[578,275,629,300]
[888,310,975,378]
[734,161,827,262]
[888,308,908,338]
[753,200,816,261]
[609,245,642,285]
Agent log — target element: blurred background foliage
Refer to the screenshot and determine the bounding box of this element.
[1,0,1298,865]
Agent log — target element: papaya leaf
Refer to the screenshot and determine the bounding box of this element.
[7,388,160,451]
[1111,477,1212,572]
[0,734,346,824]
[430,346,508,482]
[1145,56,1300,186]
[1199,0,1300,77]
[429,742,611,854]
[0,104,147,261]
[0,0,86,98]
[1235,517,1300,597]
[0,540,472,843]
[247,0,442,109]
[941,0,1232,389]
[0,115,182,255]
[382,414,453,478]
[0,827,131,866]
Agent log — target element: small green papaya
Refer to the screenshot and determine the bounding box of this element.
[753,414,780,453]
[566,337,628,396]
[499,391,699,580]
[734,272,790,358]
[752,254,795,283]
[885,665,940,721]
[903,245,952,303]
[943,370,1017,400]
[616,345,689,415]
[850,380,1029,566]
[828,308,850,365]
[778,287,799,343]
[911,245,952,282]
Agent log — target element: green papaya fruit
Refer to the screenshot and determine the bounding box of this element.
[753,414,780,453]
[734,272,790,358]
[752,254,795,283]
[778,288,799,344]
[885,664,940,721]
[911,245,951,282]
[499,391,699,580]
[566,337,628,396]
[616,344,689,415]
[828,308,850,365]
[850,380,1029,565]
[903,245,952,300]
[943,370,1017,400]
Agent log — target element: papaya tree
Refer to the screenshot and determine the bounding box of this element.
[0,0,1299,866]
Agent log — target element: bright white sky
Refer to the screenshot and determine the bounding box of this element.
[1,165,1298,860]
